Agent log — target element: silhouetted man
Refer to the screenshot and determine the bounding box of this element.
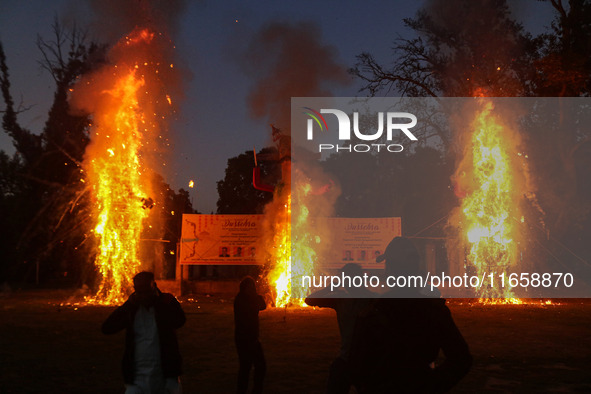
[234,277,266,394]
[305,263,374,394]
[350,237,472,393]
[102,271,186,394]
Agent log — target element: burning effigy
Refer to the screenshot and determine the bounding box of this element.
[243,23,349,307]
[448,98,531,302]
[253,126,317,307]
[70,20,178,304]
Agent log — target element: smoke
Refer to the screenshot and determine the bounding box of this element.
[70,34,177,115]
[85,0,187,44]
[241,22,349,303]
[242,21,350,132]
[67,0,188,124]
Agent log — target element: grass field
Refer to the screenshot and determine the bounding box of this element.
[1,290,591,393]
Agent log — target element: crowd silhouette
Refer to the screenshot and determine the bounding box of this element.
[102,237,471,393]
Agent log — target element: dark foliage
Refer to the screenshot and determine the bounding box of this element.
[0,22,195,285]
[349,0,591,274]
[216,147,281,214]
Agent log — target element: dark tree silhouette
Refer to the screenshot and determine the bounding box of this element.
[0,22,196,285]
[350,0,591,273]
[536,0,591,97]
[0,22,106,284]
[351,0,538,100]
[217,147,280,214]
[141,173,197,280]
[526,0,591,256]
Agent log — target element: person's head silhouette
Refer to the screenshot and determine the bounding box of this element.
[239,276,257,296]
[376,237,421,277]
[133,271,157,306]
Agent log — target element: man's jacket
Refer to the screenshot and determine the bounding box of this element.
[102,291,186,384]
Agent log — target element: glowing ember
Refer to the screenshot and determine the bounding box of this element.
[457,101,522,299]
[188,180,194,188]
[480,298,524,305]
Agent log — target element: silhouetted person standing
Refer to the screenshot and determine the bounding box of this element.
[102,271,186,394]
[234,277,267,394]
[305,263,374,394]
[350,237,472,393]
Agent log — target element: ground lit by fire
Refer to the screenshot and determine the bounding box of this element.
[2,291,587,393]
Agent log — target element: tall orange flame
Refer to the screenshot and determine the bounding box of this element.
[266,169,318,307]
[86,71,150,304]
[268,194,293,307]
[457,101,522,301]
[80,28,172,304]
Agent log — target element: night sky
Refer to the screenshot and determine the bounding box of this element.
[0,0,555,213]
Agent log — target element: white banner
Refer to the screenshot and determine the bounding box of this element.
[181,214,400,269]
[180,214,264,265]
[318,217,401,270]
